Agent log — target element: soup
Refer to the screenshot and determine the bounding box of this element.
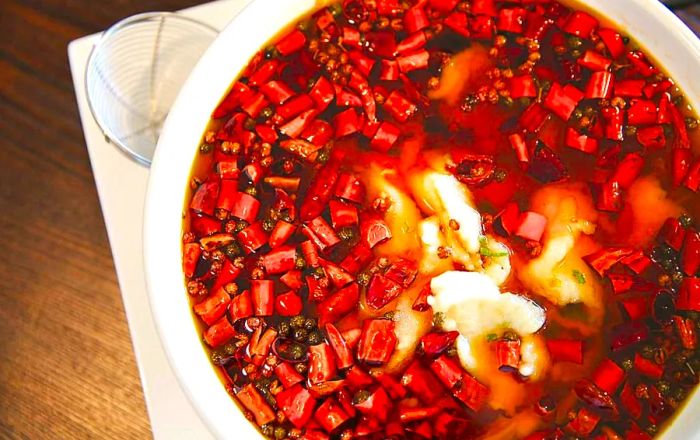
[181,0,700,438]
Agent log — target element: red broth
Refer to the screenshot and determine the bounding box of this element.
[182,1,700,438]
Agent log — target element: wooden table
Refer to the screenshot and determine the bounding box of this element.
[0,1,202,438]
[0,1,698,439]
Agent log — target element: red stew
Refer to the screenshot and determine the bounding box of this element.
[183,1,700,438]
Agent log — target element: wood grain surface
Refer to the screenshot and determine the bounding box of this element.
[0,1,202,438]
[0,1,698,439]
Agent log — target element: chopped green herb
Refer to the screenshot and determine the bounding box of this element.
[486,333,498,342]
[572,269,586,285]
[480,247,509,258]
[433,312,446,327]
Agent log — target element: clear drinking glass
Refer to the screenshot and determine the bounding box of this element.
[85,12,218,166]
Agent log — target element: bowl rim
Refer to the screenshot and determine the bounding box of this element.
[144,1,700,439]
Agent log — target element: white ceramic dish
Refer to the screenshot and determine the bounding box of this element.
[144,1,700,439]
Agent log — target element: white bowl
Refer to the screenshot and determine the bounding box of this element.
[144,1,700,439]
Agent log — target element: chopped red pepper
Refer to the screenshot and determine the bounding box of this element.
[275,29,306,56]
[396,31,427,55]
[471,0,497,16]
[237,222,268,253]
[515,211,547,241]
[333,108,361,138]
[276,384,318,429]
[627,51,657,77]
[379,59,400,81]
[544,82,584,121]
[412,284,432,312]
[404,6,429,33]
[370,121,401,152]
[684,158,700,192]
[204,316,236,348]
[193,287,230,326]
[308,343,338,385]
[429,0,459,12]
[303,216,341,250]
[682,229,700,275]
[262,245,297,275]
[509,75,537,99]
[308,76,335,113]
[275,291,303,316]
[494,339,521,371]
[268,220,296,249]
[301,158,340,221]
[601,106,624,141]
[229,290,253,321]
[353,387,393,422]
[260,80,294,105]
[398,405,440,424]
[401,360,445,405]
[453,373,490,411]
[190,181,219,216]
[275,362,304,389]
[236,383,276,426]
[672,148,692,187]
[620,381,642,419]
[340,243,373,274]
[634,353,664,379]
[585,71,614,99]
[519,103,550,133]
[430,355,464,389]
[566,407,600,437]
[360,215,392,249]
[677,277,700,312]
[597,28,626,59]
[357,319,397,364]
[565,127,598,154]
[334,173,365,203]
[183,243,201,278]
[315,398,351,433]
[444,11,471,37]
[562,11,598,38]
[627,99,658,126]
[190,214,221,238]
[325,323,354,369]
[366,274,402,309]
[251,279,274,316]
[280,109,319,139]
[591,358,625,394]
[280,270,303,291]
[329,200,359,229]
[577,50,611,71]
[344,365,374,391]
[674,315,697,349]
[546,339,583,364]
[319,258,354,288]
[384,90,417,123]
[317,283,360,326]
[583,247,634,276]
[497,7,526,34]
[636,125,666,149]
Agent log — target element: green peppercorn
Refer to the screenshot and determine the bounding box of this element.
[503,331,518,341]
[278,321,291,337]
[624,125,638,136]
[622,35,631,44]
[274,426,287,440]
[622,358,634,371]
[264,46,279,59]
[570,49,582,59]
[446,346,458,357]
[494,169,507,182]
[261,424,275,436]
[657,381,671,396]
[290,343,306,360]
[572,109,584,120]
[280,211,293,223]
[307,330,323,345]
[293,328,309,342]
[199,144,213,154]
[647,425,658,435]
[312,266,326,279]
[567,36,583,48]
[433,312,446,327]
[262,218,276,232]
[680,214,694,228]
[260,107,274,119]
[353,389,371,405]
[500,96,514,108]
[234,221,249,233]
[674,387,687,401]
[244,186,258,197]
[290,315,305,329]
[641,345,655,359]
[672,271,685,285]
[295,256,306,270]
[295,362,308,374]
[686,117,699,130]
[338,227,356,241]
[316,148,331,164]
[384,311,397,321]
[304,318,317,330]
[357,272,371,286]
[329,2,343,17]
[224,242,242,259]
